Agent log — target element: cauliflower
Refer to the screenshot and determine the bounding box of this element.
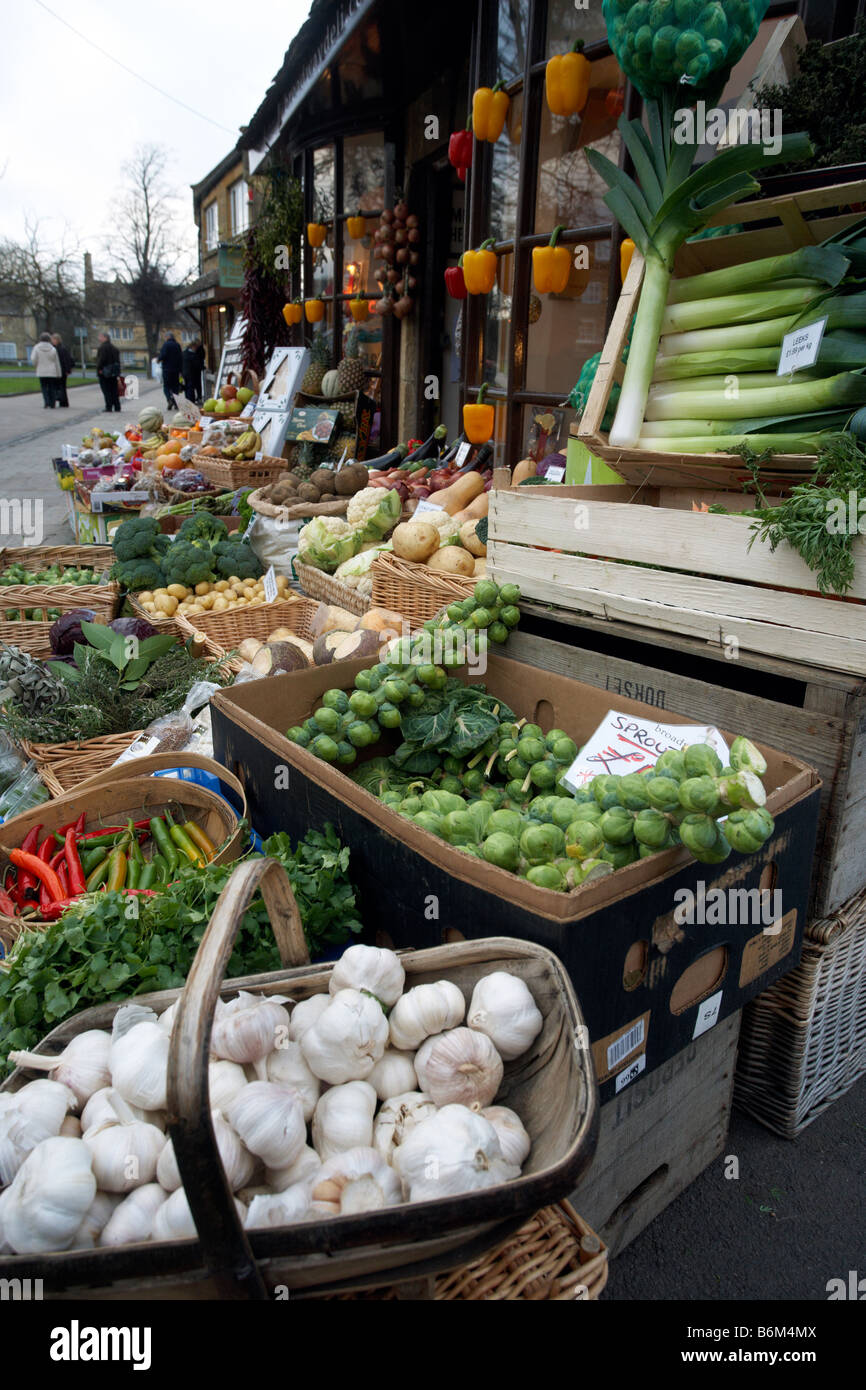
[346,488,385,526]
[334,542,393,589]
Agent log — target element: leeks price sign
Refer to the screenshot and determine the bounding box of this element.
[777,317,827,376]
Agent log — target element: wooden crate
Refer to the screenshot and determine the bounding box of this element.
[502,620,865,919]
[574,1013,739,1258]
[488,484,866,675]
[577,179,866,486]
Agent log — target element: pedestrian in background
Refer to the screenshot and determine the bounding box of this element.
[30,332,61,408]
[51,334,74,407]
[96,331,121,412]
[182,337,205,403]
[157,333,183,410]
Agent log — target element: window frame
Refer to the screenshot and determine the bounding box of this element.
[229,178,250,237]
[204,201,219,251]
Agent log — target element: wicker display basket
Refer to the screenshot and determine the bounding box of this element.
[371,552,476,626]
[21,732,145,797]
[152,474,222,505]
[294,560,371,615]
[193,452,286,491]
[735,886,866,1137]
[319,1202,607,1301]
[0,860,598,1298]
[129,594,184,634]
[248,486,349,522]
[0,545,119,621]
[0,619,56,659]
[176,596,319,671]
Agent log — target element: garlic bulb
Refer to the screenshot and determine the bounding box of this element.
[481,1106,531,1167]
[81,1087,165,1134]
[414,1028,503,1110]
[367,1049,418,1102]
[61,1115,82,1138]
[69,1192,121,1249]
[301,989,388,1084]
[312,1147,403,1216]
[373,1091,437,1165]
[100,1184,167,1247]
[2,1136,97,1253]
[311,1080,377,1162]
[389,980,465,1051]
[467,973,543,1060]
[395,1106,519,1202]
[152,1187,246,1242]
[265,1041,320,1122]
[0,1079,77,1185]
[245,1184,316,1229]
[329,944,405,1007]
[83,1102,166,1194]
[211,992,291,1081]
[288,993,330,1042]
[266,1145,322,1192]
[157,1110,255,1194]
[207,1059,248,1113]
[8,1030,112,1110]
[110,1021,169,1112]
[226,1082,305,1169]
[157,1001,179,1035]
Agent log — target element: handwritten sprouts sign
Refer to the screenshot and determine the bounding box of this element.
[560,711,729,793]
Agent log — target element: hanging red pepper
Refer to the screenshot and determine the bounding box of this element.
[448,124,473,171]
[445,264,468,299]
[64,829,87,897]
[456,167,468,183]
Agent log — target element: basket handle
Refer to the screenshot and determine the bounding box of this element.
[73,750,248,819]
[166,857,311,1299]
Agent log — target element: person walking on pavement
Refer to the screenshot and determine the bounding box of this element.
[182,338,205,403]
[51,334,74,407]
[96,332,122,412]
[30,332,61,408]
[157,333,183,410]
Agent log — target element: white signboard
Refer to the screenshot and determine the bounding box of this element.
[777,317,827,376]
[560,711,730,794]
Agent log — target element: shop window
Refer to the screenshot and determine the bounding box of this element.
[339,22,385,105]
[204,201,219,251]
[545,0,609,57]
[313,146,335,222]
[535,54,622,234]
[480,251,513,392]
[489,92,523,245]
[498,0,527,84]
[229,179,250,236]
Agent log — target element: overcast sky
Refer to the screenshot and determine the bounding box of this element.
[1,0,310,278]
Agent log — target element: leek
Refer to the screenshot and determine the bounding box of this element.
[647,373,819,399]
[660,286,821,336]
[653,332,866,381]
[658,316,800,358]
[665,246,850,303]
[644,371,866,423]
[636,434,835,455]
[640,410,854,439]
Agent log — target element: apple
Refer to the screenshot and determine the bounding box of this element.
[225,399,243,415]
[214,399,228,415]
[221,384,238,401]
[202,398,218,413]
[236,387,254,405]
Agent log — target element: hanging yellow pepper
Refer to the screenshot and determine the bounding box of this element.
[620,237,636,283]
[304,298,325,323]
[532,226,571,294]
[346,211,367,240]
[282,301,303,326]
[463,383,495,444]
[462,239,498,295]
[349,296,370,322]
[545,40,590,117]
[473,80,510,143]
[307,222,327,247]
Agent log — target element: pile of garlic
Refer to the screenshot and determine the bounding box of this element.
[0,945,543,1256]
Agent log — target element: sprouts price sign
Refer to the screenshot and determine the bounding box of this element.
[560,711,729,793]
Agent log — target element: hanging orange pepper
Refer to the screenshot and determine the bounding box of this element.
[463,383,495,444]
[532,226,571,294]
[304,298,325,323]
[462,239,498,295]
[473,80,510,143]
[545,40,590,117]
[349,296,370,322]
[307,222,327,247]
[620,237,636,283]
[346,211,367,240]
[282,301,302,326]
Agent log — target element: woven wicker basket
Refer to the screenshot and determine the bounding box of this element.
[735,886,866,1137]
[0,619,56,659]
[22,731,144,797]
[128,594,184,634]
[193,452,286,490]
[0,544,119,621]
[370,552,476,626]
[152,474,222,505]
[295,561,371,615]
[248,486,349,522]
[176,597,319,671]
[318,1202,607,1301]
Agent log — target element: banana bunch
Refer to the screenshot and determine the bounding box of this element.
[223,429,262,461]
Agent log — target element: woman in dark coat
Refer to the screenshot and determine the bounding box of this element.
[96,332,121,412]
[157,334,183,410]
[52,334,75,407]
[182,338,205,403]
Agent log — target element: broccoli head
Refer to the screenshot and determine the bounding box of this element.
[112,516,162,562]
[113,557,166,591]
[176,513,229,547]
[213,540,262,580]
[152,533,173,557]
[162,541,216,588]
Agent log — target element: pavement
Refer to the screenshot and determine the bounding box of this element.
[0,376,165,547]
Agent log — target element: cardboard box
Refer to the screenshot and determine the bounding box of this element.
[211,655,821,1101]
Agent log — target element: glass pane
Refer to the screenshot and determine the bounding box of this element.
[341,312,383,381]
[498,0,527,84]
[489,92,523,245]
[525,239,612,396]
[339,20,385,105]
[311,245,335,299]
[480,252,513,393]
[517,402,576,463]
[535,54,623,233]
[343,133,385,214]
[312,146,335,222]
[545,0,609,57]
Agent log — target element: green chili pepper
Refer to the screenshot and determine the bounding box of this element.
[85,857,111,891]
[149,817,178,873]
[129,833,144,866]
[169,824,206,868]
[80,846,109,876]
[126,858,141,890]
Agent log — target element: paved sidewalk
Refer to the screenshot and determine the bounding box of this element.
[0,377,164,546]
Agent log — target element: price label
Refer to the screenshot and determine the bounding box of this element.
[777,317,827,375]
[263,566,278,603]
[414,498,443,514]
[615,1054,646,1093]
[454,441,471,467]
[544,465,565,483]
[693,989,723,1039]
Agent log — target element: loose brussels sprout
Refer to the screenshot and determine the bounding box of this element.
[322,689,350,714]
[618,773,652,811]
[528,760,558,791]
[347,720,376,748]
[414,810,443,835]
[462,768,485,795]
[548,736,578,766]
[517,736,546,765]
[310,734,339,763]
[550,797,583,832]
[526,864,565,891]
[600,841,639,869]
[439,774,463,796]
[377,702,402,730]
[354,670,373,692]
[440,810,478,846]
[467,800,493,841]
[591,775,622,810]
[399,795,423,816]
[519,822,566,865]
[506,778,528,801]
[421,789,465,816]
[286,725,310,746]
[313,706,341,736]
[482,831,520,871]
[568,802,604,825]
[487,808,524,838]
[336,741,357,766]
[480,785,505,807]
[521,723,544,742]
[383,678,410,704]
[600,806,636,846]
[564,820,604,861]
[348,690,378,719]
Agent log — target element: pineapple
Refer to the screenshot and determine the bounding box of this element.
[294,441,317,480]
[301,331,330,395]
[336,328,366,395]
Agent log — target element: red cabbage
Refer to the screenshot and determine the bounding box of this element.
[110,617,159,642]
[49,609,97,656]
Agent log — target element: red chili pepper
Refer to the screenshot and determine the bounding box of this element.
[9,849,64,905]
[77,821,150,842]
[64,828,87,897]
[39,896,84,922]
[16,825,42,900]
[57,862,70,898]
[445,265,468,300]
[49,848,66,870]
[0,889,19,917]
[73,811,86,836]
[448,128,473,170]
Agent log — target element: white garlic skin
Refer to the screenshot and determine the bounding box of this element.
[226,1082,306,1170]
[83,1117,166,1193]
[151,1187,246,1242]
[265,1041,320,1122]
[100,1184,167,1247]
[288,993,330,1042]
[373,1091,437,1165]
[266,1145,322,1192]
[414,1027,503,1110]
[312,1080,377,1162]
[481,1106,531,1167]
[110,1021,169,1112]
[157,1111,255,1195]
[300,989,388,1084]
[211,994,291,1076]
[312,1146,403,1215]
[7,1030,112,1110]
[395,1105,519,1202]
[2,1136,97,1254]
[207,1059,248,1113]
[328,944,405,1006]
[69,1192,121,1249]
[388,980,465,1051]
[467,972,544,1060]
[0,1079,77,1186]
[366,1048,417,1102]
[245,1183,316,1229]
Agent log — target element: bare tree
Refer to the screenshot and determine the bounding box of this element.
[112,145,189,373]
[0,220,84,341]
